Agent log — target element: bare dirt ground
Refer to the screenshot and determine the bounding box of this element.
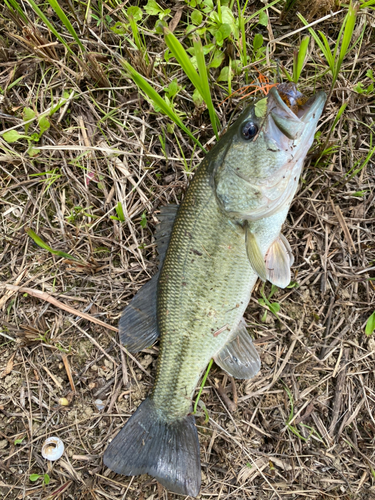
[1,1,375,499]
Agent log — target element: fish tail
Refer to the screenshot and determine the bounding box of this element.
[103,397,201,497]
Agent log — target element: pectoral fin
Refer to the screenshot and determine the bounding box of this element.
[214,319,261,379]
[265,234,294,289]
[245,224,267,282]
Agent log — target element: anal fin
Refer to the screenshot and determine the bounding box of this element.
[214,319,261,380]
[265,234,294,289]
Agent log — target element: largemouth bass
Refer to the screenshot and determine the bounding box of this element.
[104,84,326,496]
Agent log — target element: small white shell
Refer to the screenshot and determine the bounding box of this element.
[94,399,105,411]
[41,437,64,461]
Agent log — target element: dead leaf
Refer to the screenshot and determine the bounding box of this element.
[1,353,16,378]
[169,8,184,33]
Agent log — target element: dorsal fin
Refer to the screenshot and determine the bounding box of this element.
[154,204,179,269]
[119,273,159,352]
[119,204,179,352]
[214,319,261,379]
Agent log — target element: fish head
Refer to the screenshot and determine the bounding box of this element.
[211,83,326,221]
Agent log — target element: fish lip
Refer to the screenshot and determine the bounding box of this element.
[298,90,326,124]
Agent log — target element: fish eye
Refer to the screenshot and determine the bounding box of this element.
[241,121,258,140]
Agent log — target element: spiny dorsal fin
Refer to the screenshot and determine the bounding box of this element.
[245,223,267,282]
[265,235,293,289]
[214,319,261,380]
[155,204,179,269]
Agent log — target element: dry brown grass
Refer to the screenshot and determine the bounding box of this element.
[1,1,375,499]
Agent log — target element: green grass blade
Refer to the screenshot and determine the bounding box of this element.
[46,0,85,51]
[297,14,332,66]
[236,0,247,69]
[318,31,335,70]
[164,28,220,137]
[337,2,357,73]
[244,0,281,22]
[282,65,293,82]
[346,139,375,182]
[4,0,29,24]
[330,102,347,133]
[164,28,219,139]
[293,35,309,83]
[164,28,203,94]
[26,228,77,260]
[25,0,75,55]
[193,358,213,414]
[115,202,125,222]
[365,311,375,335]
[121,59,205,152]
[129,16,142,52]
[193,36,219,139]
[365,311,375,336]
[332,14,347,64]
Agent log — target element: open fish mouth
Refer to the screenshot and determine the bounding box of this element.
[268,83,326,140]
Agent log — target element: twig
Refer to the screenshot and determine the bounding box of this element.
[4,285,119,333]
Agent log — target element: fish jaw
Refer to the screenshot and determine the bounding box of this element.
[212,85,326,221]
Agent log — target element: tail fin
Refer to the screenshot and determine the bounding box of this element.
[103,397,201,497]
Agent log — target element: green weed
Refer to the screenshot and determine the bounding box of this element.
[112,6,150,64]
[20,0,81,55]
[110,202,126,222]
[29,473,50,486]
[258,284,281,322]
[140,211,147,228]
[66,206,99,223]
[283,36,310,84]
[365,311,375,336]
[344,134,375,182]
[193,358,213,415]
[2,107,50,156]
[121,59,205,152]
[164,29,219,139]
[354,69,375,94]
[298,2,358,92]
[1,93,72,155]
[284,385,308,441]
[26,228,77,261]
[30,169,62,191]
